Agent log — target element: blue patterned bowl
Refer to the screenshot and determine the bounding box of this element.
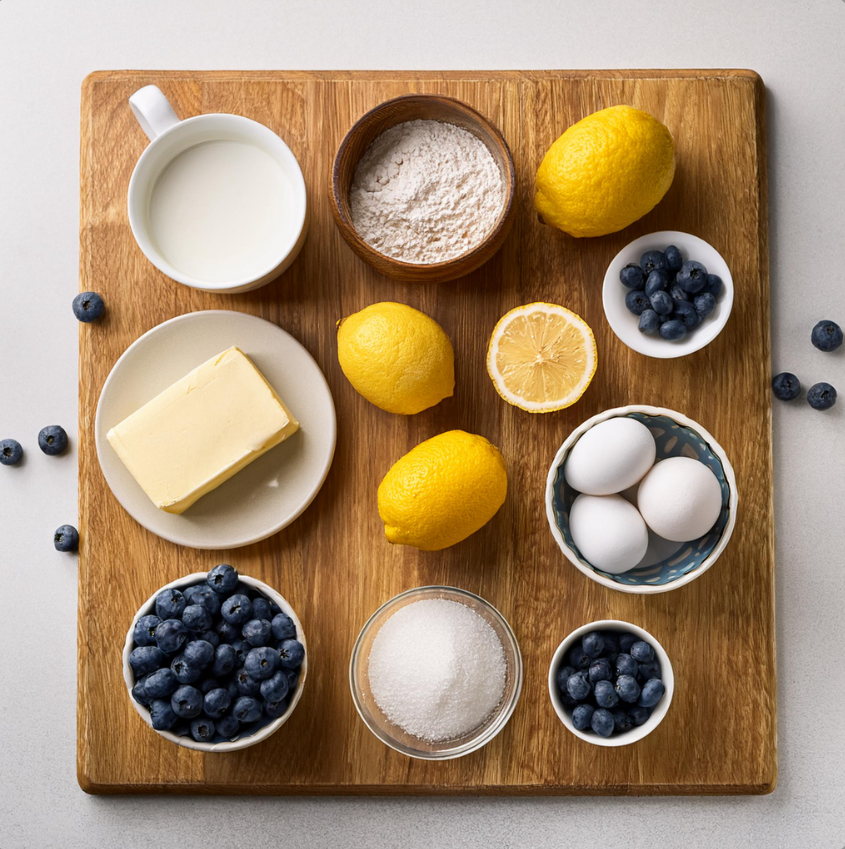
[545,406,738,594]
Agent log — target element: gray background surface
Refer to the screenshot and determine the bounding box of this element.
[1,1,843,847]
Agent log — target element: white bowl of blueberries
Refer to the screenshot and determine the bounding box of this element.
[548,620,673,747]
[123,565,307,752]
[602,231,734,359]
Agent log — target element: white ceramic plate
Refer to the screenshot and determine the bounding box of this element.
[96,310,336,549]
[602,231,734,359]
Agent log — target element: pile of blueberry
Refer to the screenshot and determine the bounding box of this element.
[772,319,840,411]
[620,245,724,341]
[555,629,666,738]
[129,564,305,744]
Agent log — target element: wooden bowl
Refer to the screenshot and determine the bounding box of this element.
[329,94,516,283]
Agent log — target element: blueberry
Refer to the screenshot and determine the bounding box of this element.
[619,633,637,653]
[591,708,615,738]
[270,612,297,641]
[620,263,646,289]
[233,696,263,724]
[132,675,151,706]
[811,320,843,352]
[242,619,272,647]
[155,618,189,655]
[640,250,667,275]
[187,718,214,742]
[72,291,105,322]
[664,245,683,273]
[276,639,305,670]
[251,597,272,622]
[593,679,619,709]
[182,604,212,632]
[644,269,669,297]
[53,524,80,552]
[571,703,595,731]
[556,665,576,693]
[170,654,201,685]
[203,687,231,719]
[704,274,723,298]
[601,632,620,657]
[611,709,634,734]
[145,667,179,699]
[285,669,299,692]
[566,671,591,701]
[659,320,687,341]
[216,714,240,738]
[637,660,661,682]
[625,290,650,316]
[676,260,708,293]
[772,372,801,401]
[129,645,166,676]
[38,425,69,456]
[567,644,591,670]
[215,620,239,643]
[630,641,655,663]
[133,614,161,647]
[232,639,252,666]
[615,674,641,703]
[221,594,252,626]
[588,658,612,683]
[638,678,666,708]
[200,630,220,648]
[582,632,605,658]
[235,668,262,696]
[226,680,239,701]
[629,705,652,726]
[260,670,290,703]
[245,646,281,680]
[808,382,837,410]
[615,653,638,678]
[649,290,673,316]
[207,564,238,595]
[212,644,237,677]
[183,639,214,670]
[155,589,186,621]
[638,309,661,335]
[149,698,178,730]
[263,698,288,719]
[171,685,203,719]
[184,584,221,616]
[0,439,23,466]
[671,299,699,327]
[269,602,282,616]
[693,292,716,318]
[669,284,688,302]
[199,678,220,694]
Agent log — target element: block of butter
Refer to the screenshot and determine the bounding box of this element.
[107,346,299,514]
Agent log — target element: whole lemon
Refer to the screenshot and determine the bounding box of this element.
[535,105,675,238]
[378,430,507,551]
[337,302,454,415]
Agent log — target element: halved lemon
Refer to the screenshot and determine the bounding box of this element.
[486,303,597,413]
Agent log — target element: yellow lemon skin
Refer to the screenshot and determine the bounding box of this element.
[378,430,507,551]
[337,302,455,415]
[535,105,675,238]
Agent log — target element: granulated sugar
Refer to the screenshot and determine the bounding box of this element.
[367,598,507,742]
[349,119,505,264]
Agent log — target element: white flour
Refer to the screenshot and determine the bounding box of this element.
[350,119,505,264]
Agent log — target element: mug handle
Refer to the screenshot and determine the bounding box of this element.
[129,85,180,141]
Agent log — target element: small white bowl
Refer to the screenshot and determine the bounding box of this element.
[545,405,738,594]
[123,572,307,752]
[548,620,674,747]
[602,231,734,359]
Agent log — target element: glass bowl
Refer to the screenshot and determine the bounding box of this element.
[349,586,522,760]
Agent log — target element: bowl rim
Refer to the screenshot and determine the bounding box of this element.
[601,230,735,359]
[123,571,307,752]
[349,585,523,760]
[548,619,675,747]
[329,93,516,271]
[545,404,738,594]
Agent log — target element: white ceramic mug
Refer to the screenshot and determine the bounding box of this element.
[127,85,309,294]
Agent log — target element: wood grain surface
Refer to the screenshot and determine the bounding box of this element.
[78,70,775,795]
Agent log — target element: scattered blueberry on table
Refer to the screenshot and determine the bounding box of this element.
[0,438,23,466]
[620,246,725,342]
[772,372,801,401]
[129,565,304,744]
[555,629,665,738]
[811,320,843,353]
[38,425,69,456]
[53,524,79,552]
[72,291,106,323]
[807,382,837,411]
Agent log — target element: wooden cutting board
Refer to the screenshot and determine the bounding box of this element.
[78,70,776,794]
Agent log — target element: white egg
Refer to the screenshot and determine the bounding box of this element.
[565,417,656,495]
[637,457,723,542]
[569,494,649,574]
